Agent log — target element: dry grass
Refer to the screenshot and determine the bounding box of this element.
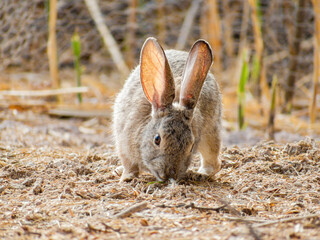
[0,109,319,240]
[203,0,222,73]
[310,0,320,124]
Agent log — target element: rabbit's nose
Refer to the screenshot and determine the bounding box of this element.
[158,172,167,181]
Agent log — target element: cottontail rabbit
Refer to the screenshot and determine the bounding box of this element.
[113,37,222,182]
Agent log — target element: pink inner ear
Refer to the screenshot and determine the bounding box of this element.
[140,38,175,110]
[186,94,193,99]
[179,40,213,109]
[140,39,166,105]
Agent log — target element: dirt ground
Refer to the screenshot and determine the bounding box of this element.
[0,110,319,240]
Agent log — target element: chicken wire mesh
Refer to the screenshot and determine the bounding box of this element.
[0,0,316,88]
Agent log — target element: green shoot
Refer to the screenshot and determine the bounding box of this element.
[238,48,250,130]
[147,181,165,185]
[71,31,82,103]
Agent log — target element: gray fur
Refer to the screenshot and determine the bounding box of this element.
[113,47,222,182]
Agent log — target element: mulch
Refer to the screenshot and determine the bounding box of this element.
[0,111,319,240]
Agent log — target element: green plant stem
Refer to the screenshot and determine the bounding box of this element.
[71,32,82,103]
[238,48,250,130]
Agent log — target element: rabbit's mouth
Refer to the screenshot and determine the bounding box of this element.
[152,170,164,181]
[148,165,166,181]
[151,168,179,181]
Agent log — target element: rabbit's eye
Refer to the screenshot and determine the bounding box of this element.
[154,134,161,146]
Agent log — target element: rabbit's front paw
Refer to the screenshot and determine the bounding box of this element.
[114,166,138,182]
[185,170,211,182]
[197,166,214,175]
[120,172,137,182]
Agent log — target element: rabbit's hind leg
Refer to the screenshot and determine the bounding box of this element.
[197,133,221,176]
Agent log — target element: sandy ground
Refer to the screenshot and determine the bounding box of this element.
[0,110,320,240]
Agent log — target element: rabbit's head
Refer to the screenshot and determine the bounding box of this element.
[139,38,213,181]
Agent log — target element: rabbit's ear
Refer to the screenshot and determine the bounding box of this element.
[180,40,213,110]
[140,37,175,110]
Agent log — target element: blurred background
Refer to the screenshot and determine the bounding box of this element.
[0,0,319,145]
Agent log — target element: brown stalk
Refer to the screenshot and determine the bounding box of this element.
[206,0,223,73]
[283,0,308,113]
[310,0,320,124]
[176,0,201,50]
[47,0,60,101]
[222,1,234,58]
[238,0,250,53]
[84,0,130,78]
[248,0,263,60]
[248,0,270,105]
[156,0,166,44]
[232,0,250,87]
[113,202,148,218]
[282,0,295,49]
[200,2,208,40]
[126,0,137,68]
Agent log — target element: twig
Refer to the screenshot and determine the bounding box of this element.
[212,195,261,240]
[176,0,201,50]
[224,216,266,223]
[264,38,314,67]
[156,203,186,208]
[101,223,121,233]
[84,0,130,77]
[185,202,227,212]
[156,202,226,212]
[212,195,242,216]
[75,191,90,199]
[157,199,261,240]
[87,223,105,233]
[48,108,111,118]
[21,226,42,237]
[113,202,148,218]
[253,213,320,228]
[0,87,88,97]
